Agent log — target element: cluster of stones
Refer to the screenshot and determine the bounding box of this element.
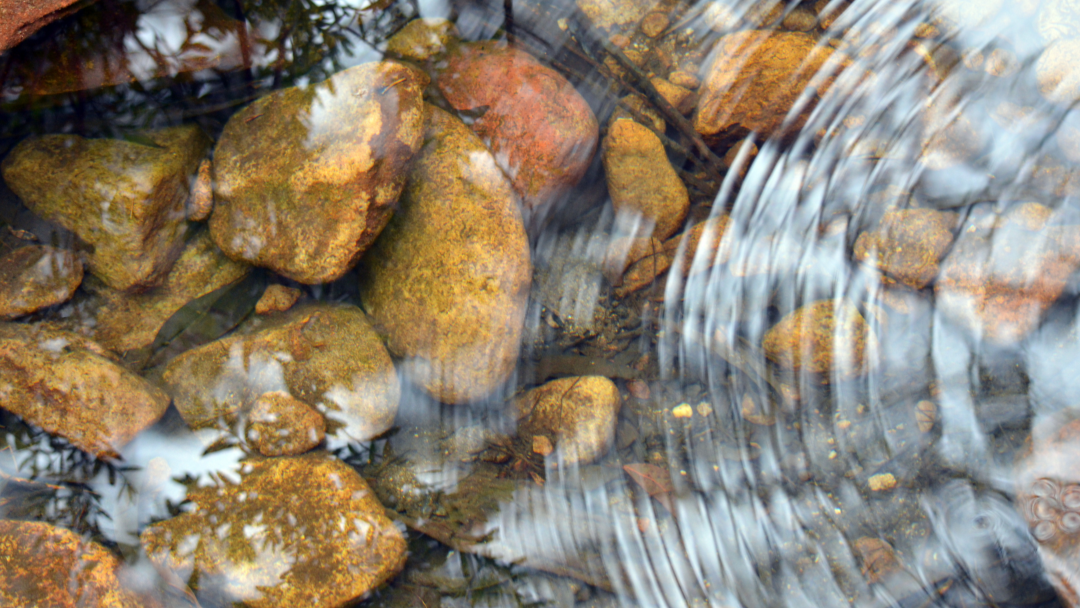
[6,0,1080,603]
[0,14,617,604]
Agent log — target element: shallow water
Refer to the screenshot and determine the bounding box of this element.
[1,0,1078,606]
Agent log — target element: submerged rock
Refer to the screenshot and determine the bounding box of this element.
[0,245,83,320]
[385,17,457,62]
[603,118,689,241]
[245,390,325,457]
[0,520,145,607]
[162,302,399,445]
[141,452,406,607]
[254,283,303,315]
[210,61,427,284]
[577,0,659,33]
[1014,412,1080,608]
[436,41,599,211]
[935,211,1080,344]
[694,31,853,141]
[853,209,955,289]
[89,229,250,352]
[361,105,530,405]
[0,323,170,458]
[762,299,878,382]
[1,125,210,291]
[511,375,621,467]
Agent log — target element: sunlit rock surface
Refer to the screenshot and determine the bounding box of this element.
[853,209,955,289]
[694,31,853,140]
[510,375,620,467]
[603,118,689,241]
[141,452,406,607]
[162,302,399,445]
[0,323,169,458]
[86,230,250,352]
[762,299,878,381]
[0,520,148,607]
[0,245,82,320]
[1,125,210,292]
[436,41,599,211]
[361,105,530,405]
[209,61,427,284]
[935,208,1080,344]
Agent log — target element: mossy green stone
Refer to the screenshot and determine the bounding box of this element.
[1,125,210,291]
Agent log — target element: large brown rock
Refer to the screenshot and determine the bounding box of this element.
[0,245,83,320]
[88,229,250,352]
[210,61,427,284]
[762,299,877,382]
[141,452,406,607]
[436,41,599,210]
[935,209,1080,344]
[694,31,853,141]
[162,302,399,445]
[361,105,531,405]
[1,125,210,291]
[603,118,689,241]
[853,209,955,289]
[0,323,170,458]
[511,375,621,467]
[0,520,144,607]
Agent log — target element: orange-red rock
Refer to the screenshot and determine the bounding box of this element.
[437,41,599,210]
[694,31,853,141]
[935,217,1080,344]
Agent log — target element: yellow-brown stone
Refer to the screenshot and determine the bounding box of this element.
[163,302,399,444]
[762,299,877,381]
[361,106,530,404]
[0,323,170,458]
[511,376,621,467]
[141,452,406,607]
[254,283,303,315]
[245,390,326,457]
[88,230,250,352]
[210,61,427,284]
[0,520,145,607]
[385,17,457,62]
[694,31,853,141]
[0,245,82,320]
[1,125,210,291]
[853,209,954,289]
[603,119,689,241]
[1038,39,1080,105]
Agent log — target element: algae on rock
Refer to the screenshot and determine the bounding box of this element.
[360,105,531,405]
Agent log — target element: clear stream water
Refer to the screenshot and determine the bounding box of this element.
[1,0,1078,606]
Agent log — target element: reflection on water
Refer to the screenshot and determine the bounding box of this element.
[1,0,1079,605]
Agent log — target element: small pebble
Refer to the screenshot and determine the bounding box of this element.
[672,403,693,418]
[868,472,897,491]
[640,12,669,38]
